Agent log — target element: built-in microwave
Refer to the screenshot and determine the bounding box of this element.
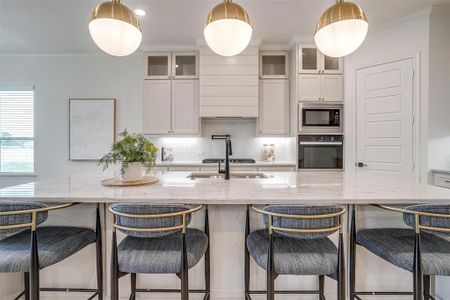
[298,103,343,133]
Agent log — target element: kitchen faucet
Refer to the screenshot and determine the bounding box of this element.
[211,135,232,180]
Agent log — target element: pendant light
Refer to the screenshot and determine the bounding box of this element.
[204,0,253,57]
[89,0,142,57]
[314,0,368,58]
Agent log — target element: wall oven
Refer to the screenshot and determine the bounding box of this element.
[298,135,343,170]
[298,103,343,133]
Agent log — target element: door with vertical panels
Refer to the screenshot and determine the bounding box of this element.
[356,59,414,180]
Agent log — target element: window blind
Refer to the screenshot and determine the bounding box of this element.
[0,89,34,173]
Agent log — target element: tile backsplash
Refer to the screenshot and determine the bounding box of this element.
[147,119,296,162]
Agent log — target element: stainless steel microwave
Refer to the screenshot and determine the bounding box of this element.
[298,103,343,133]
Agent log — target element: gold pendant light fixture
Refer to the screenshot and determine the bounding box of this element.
[315,0,368,58]
[89,0,142,57]
[204,0,253,57]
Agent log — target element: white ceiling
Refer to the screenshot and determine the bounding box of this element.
[0,0,449,54]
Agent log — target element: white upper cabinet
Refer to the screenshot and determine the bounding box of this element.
[171,80,199,134]
[258,79,290,135]
[145,52,198,79]
[143,80,172,134]
[260,51,289,79]
[298,45,343,74]
[299,74,343,102]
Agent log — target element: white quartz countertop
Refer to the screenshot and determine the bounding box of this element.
[1,171,450,205]
[155,161,296,167]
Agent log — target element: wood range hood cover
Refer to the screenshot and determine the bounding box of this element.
[199,42,259,118]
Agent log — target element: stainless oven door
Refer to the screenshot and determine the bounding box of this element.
[298,141,343,169]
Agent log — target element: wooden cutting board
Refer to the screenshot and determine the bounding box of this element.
[101,176,159,187]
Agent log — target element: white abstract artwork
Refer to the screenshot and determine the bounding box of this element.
[69,98,116,160]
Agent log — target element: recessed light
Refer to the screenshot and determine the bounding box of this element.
[134,9,146,16]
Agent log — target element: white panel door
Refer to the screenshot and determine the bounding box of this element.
[143,80,172,134]
[356,59,414,180]
[298,75,321,101]
[258,79,289,135]
[171,80,199,135]
[321,75,344,102]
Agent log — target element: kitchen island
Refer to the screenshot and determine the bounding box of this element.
[1,171,450,300]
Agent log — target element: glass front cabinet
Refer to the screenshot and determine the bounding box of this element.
[298,45,343,74]
[260,51,289,79]
[144,52,198,79]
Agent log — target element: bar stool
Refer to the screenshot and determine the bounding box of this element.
[349,204,450,300]
[0,202,103,300]
[109,203,210,300]
[244,204,346,300]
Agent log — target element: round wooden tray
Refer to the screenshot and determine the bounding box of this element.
[101,176,159,187]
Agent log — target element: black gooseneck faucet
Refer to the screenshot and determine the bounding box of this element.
[211,134,233,180]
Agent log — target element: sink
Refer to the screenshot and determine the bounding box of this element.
[188,172,268,179]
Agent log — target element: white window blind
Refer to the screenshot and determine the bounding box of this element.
[0,88,34,173]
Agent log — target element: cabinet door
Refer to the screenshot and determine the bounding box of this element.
[321,75,344,102]
[259,79,289,135]
[172,52,198,79]
[260,51,289,79]
[298,75,321,101]
[299,46,320,74]
[171,80,199,135]
[321,54,343,74]
[144,52,171,79]
[143,80,172,134]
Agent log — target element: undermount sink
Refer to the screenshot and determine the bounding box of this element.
[187,172,268,179]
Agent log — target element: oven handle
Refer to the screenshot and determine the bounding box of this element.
[299,142,343,145]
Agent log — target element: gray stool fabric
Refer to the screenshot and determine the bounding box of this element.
[0,226,96,272]
[117,228,208,274]
[357,228,450,276]
[246,229,338,275]
[263,205,343,239]
[0,202,48,234]
[111,203,192,238]
[403,204,450,235]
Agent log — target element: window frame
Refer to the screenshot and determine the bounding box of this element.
[0,86,36,177]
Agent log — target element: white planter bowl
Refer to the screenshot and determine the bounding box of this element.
[122,162,143,182]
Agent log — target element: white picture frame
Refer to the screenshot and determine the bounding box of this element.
[69,98,116,161]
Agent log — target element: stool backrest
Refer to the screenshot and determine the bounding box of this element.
[403,204,450,235]
[0,202,48,234]
[110,203,192,238]
[263,205,344,239]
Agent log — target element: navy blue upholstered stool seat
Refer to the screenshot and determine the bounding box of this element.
[245,205,346,300]
[0,202,103,300]
[118,228,208,274]
[357,228,450,276]
[109,203,210,300]
[0,226,96,273]
[247,229,337,275]
[350,204,450,300]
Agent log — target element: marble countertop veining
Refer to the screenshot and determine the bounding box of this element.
[1,171,450,205]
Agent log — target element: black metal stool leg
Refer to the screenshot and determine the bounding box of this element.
[423,275,431,300]
[349,206,356,300]
[181,232,189,300]
[319,275,325,300]
[111,230,119,300]
[413,232,423,300]
[204,206,210,300]
[30,229,40,300]
[266,234,274,300]
[24,272,30,300]
[129,273,136,300]
[95,205,103,299]
[244,205,250,300]
[337,232,345,300]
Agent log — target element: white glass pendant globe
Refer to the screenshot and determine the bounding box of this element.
[204,19,253,57]
[315,19,368,57]
[89,18,142,57]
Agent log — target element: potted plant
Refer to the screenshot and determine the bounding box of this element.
[99,130,158,181]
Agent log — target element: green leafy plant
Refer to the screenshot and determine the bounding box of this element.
[99,130,158,176]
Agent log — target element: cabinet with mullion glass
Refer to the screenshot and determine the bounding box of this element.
[298,45,343,74]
